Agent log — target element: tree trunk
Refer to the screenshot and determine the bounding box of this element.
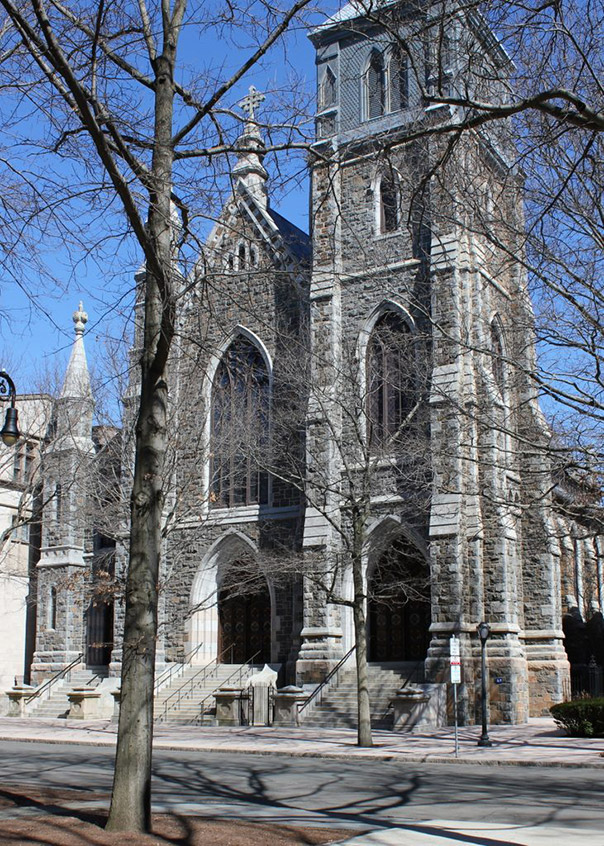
[352,552,372,747]
[106,364,166,831]
[106,40,179,832]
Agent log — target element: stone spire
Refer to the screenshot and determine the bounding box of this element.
[61,302,92,399]
[232,85,269,209]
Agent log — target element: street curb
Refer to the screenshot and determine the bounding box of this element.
[0,733,603,768]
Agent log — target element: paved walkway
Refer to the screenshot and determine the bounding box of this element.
[1,718,603,844]
[329,821,604,845]
[0,715,602,768]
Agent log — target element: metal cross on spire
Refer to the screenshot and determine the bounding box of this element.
[239,85,265,121]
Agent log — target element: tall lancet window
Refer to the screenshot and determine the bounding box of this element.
[388,48,409,111]
[379,170,399,233]
[367,312,414,449]
[211,337,269,507]
[366,50,386,119]
[490,319,505,396]
[320,66,337,109]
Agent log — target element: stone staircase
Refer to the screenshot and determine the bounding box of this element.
[154,662,257,725]
[28,667,111,719]
[300,662,424,729]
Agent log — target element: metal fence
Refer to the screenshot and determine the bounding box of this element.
[571,657,603,699]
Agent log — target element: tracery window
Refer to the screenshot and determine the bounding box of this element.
[366,50,386,119]
[367,312,414,449]
[210,337,269,507]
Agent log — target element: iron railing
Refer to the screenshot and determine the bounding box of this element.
[193,649,262,724]
[156,642,235,722]
[297,645,356,717]
[154,641,205,695]
[24,652,84,706]
[571,657,603,698]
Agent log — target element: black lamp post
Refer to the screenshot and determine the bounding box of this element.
[477,620,492,747]
[0,370,20,447]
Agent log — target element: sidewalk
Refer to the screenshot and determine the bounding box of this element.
[0,716,602,768]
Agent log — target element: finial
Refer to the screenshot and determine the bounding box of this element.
[73,301,88,336]
[239,85,265,122]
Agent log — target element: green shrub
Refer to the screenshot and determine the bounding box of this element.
[550,698,604,737]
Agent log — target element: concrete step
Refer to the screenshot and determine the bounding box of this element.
[28,668,111,719]
[298,664,412,729]
[154,662,257,724]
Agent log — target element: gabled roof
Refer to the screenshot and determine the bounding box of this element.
[205,178,310,271]
[311,0,398,36]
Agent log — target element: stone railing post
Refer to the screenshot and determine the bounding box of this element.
[273,686,308,726]
[5,684,35,717]
[66,687,102,719]
[215,686,247,726]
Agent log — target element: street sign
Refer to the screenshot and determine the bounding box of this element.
[449,634,461,758]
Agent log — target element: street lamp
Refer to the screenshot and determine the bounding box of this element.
[477,621,492,747]
[0,370,20,447]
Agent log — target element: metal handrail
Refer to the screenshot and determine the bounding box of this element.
[194,649,262,724]
[25,652,84,704]
[400,659,424,689]
[156,642,235,722]
[298,645,356,715]
[154,641,205,694]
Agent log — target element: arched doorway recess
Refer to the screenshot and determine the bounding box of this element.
[368,536,430,662]
[218,563,272,664]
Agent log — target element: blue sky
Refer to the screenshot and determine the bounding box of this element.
[0,4,323,399]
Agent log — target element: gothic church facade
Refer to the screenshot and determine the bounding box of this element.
[26,0,603,724]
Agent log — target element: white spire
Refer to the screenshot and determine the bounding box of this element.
[61,301,92,399]
[232,85,269,208]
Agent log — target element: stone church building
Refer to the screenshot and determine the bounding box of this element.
[21,0,603,724]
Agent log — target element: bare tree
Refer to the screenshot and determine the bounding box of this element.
[0,0,313,831]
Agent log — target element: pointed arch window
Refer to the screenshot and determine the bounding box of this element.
[320,66,337,109]
[367,312,414,449]
[211,337,269,507]
[366,50,386,119]
[379,171,399,233]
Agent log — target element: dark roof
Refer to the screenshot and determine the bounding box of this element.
[268,208,312,264]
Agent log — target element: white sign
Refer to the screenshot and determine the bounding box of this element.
[450,635,461,684]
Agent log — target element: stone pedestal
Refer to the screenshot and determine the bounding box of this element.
[67,687,101,719]
[110,689,121,722]
[215,686,247,726]
[6,684,34,717]
[273,686,307,726]
[392,686,431,731]
[247,665,278,726]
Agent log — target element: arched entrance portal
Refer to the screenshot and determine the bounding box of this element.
[368,537,430,662]
[218,566,271,664]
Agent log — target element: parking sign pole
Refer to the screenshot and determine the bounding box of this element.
[450,634,460,758]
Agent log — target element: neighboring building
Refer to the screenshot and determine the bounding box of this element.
[0,391,52,696]
[24,0,603,723]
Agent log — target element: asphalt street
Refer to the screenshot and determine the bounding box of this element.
[0,740,602,835]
